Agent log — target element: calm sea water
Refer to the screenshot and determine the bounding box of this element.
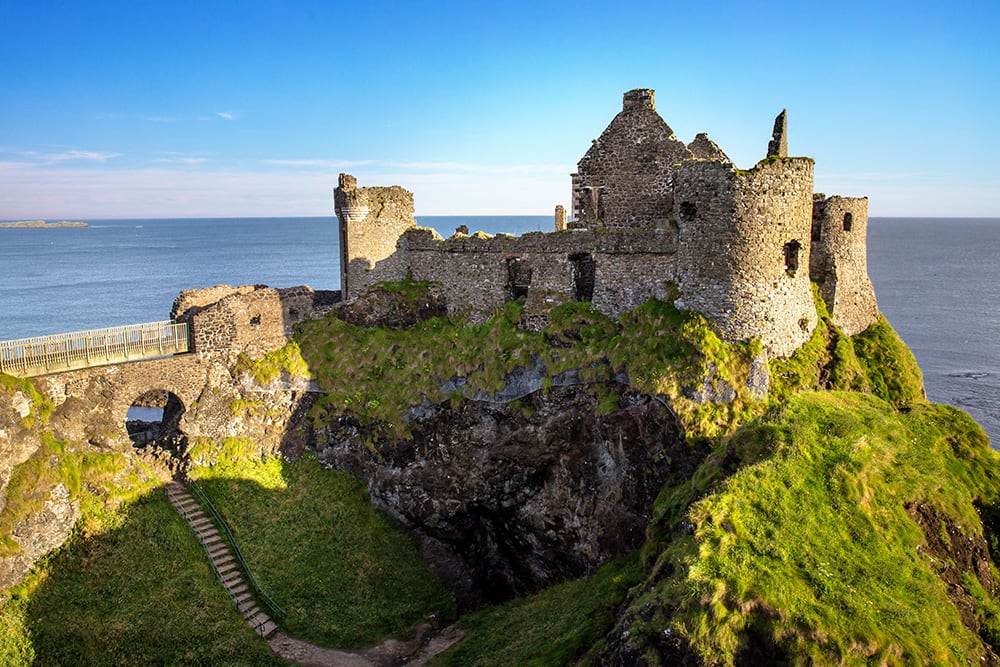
[1,215,996,444]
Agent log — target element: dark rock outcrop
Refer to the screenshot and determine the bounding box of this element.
[311,383,703,607]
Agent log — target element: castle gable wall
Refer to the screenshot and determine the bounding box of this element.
[571,89,693,230]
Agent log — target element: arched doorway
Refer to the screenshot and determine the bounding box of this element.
[126,389,186,458]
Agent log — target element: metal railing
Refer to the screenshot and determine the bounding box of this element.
[188,481,286,630]
[0,321,189,377]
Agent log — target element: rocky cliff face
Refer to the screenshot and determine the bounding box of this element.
[309,383,700,607]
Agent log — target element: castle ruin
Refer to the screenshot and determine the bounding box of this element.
[335,89,878,357]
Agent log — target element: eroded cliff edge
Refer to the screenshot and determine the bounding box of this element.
[2,280,999,665]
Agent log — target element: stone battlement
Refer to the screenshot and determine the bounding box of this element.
[335,89,879,357]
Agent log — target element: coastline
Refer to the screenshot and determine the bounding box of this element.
[0,220,89,228]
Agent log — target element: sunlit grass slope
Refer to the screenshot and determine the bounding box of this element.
[631,393,1000,664]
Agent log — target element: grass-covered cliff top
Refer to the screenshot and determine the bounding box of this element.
[247,280,923,444]
[4,280,997,664]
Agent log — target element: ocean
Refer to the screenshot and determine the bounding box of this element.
[1,215,996,445]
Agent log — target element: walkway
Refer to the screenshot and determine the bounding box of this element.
[164,480,465,665]
[0,320,189,377]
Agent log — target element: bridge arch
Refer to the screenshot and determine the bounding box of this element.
[125,389,187,453]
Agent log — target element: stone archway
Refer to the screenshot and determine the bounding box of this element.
[125,389,187,459]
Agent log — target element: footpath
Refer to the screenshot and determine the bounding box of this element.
[165,480,463,666]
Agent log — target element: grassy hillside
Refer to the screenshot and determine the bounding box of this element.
[626,393,1000,664]
[190,452,456,648]
[1,284,995,664]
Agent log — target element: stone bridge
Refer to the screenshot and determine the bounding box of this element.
[10,284,339,452]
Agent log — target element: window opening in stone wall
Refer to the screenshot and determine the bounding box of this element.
[679,201,697,222]
[250,314,261,326]
[843,212,853,231]
[569,252,596,301]
[784,241,801,277]
[506,257,532,300]
[811,217,822,242]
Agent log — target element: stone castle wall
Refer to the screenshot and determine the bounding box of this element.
[810,196,878,335]
[674,158,818,357]
[403,228,678,326]
[334,173,416,300]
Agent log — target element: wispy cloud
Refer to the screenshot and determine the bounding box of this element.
[388,160,567,175]
[258,159,376,169]
[155,156,209,166]
[257,158,566,175]
[216,112,235,120]
[15,149,122,165]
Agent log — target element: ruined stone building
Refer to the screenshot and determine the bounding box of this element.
[335,89,879,358]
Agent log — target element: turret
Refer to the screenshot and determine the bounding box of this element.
[809,196,878,334]
[673,112,817,357]
[334,173,416,299]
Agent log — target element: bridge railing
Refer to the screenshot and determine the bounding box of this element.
[0,321,190,377]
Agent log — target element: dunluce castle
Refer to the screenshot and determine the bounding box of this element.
[335,88,878,358]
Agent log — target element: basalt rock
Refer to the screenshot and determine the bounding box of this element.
[311,383,705,607]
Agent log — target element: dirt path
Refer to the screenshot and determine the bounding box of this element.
[267,623,465,667]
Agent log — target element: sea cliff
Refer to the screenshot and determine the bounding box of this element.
[0,281,997,664]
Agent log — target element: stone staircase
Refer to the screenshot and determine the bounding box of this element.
[165,481,279,638]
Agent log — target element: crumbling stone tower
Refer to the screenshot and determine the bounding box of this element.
[809,196,878,334]
[571,89,693,229]
[673,152,818,358]
[334,174,416,300]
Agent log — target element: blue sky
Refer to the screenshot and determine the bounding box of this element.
[1,0,997,218]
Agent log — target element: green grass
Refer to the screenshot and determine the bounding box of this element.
[0,489,284,666]
[628,392,1000,665]
[250,288,767,442]
[190,452,456,648]
[433,553,644,667]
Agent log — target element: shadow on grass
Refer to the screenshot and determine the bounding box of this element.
[0,454,456,665]
[4,486,284,666]
[188,453,456,649]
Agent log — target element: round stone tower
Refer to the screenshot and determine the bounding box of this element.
[673,157,818,358]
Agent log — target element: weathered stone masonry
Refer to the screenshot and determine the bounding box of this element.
[336,88,879,358]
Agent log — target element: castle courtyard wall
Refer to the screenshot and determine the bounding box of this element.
[404,228,678,325]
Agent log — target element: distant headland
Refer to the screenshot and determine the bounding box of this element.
[0,219,89,229]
